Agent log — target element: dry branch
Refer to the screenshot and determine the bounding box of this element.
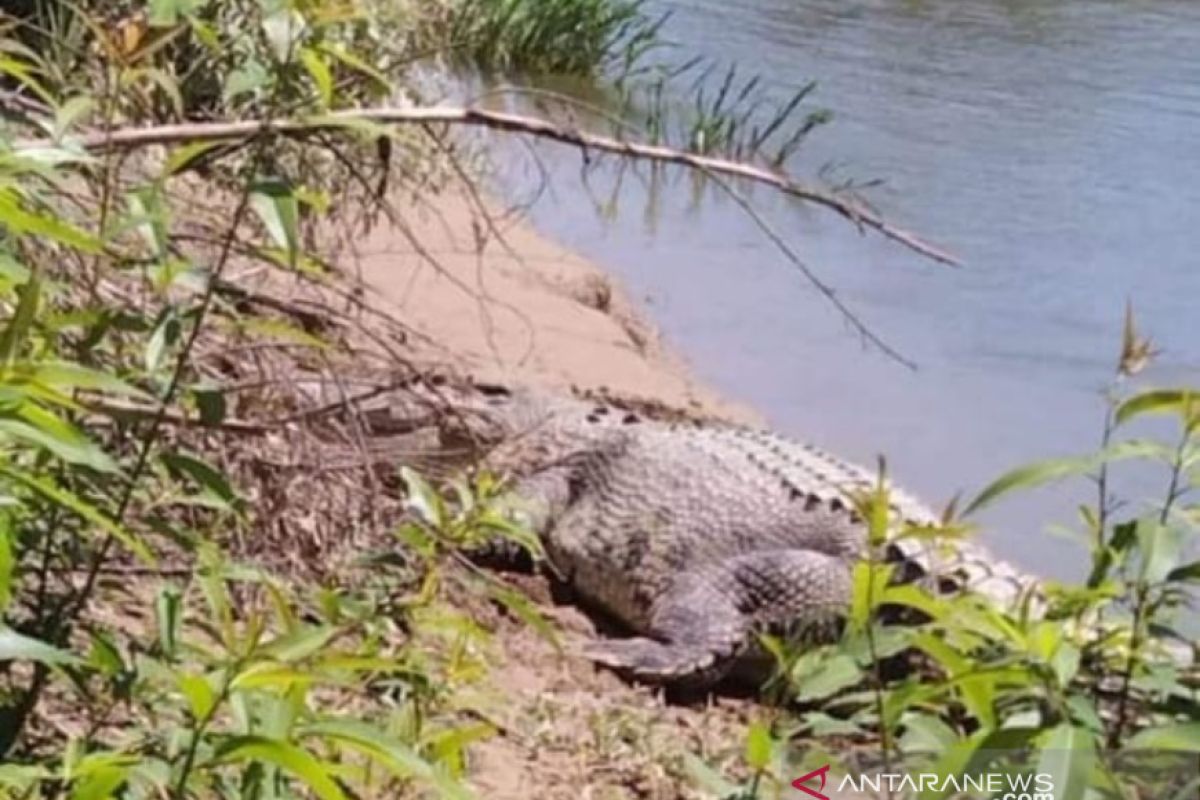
[85,398,272,434]
[15,106,958,266]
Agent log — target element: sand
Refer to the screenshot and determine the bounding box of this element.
[337,189,759,424]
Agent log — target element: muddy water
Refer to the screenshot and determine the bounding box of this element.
[486,0,1200,577]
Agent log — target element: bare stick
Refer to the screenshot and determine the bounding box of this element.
[84,398,272,434]
[16,106,958,265]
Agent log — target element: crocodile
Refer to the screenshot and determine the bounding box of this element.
[321,376,1042,685]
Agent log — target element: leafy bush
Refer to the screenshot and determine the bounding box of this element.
[0,2,556,796]
[694,315,1200,798]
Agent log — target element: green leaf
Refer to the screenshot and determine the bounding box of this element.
[965,435,1188,520]
[1167,560,1200,583]
[177,672,218,720]
[1049,642,1081,687]
[161,452,239,510]
[0,273,40,367]
[149,0,182,26]
[300,721,471,800]
[790,651,863,703]
[963,455,1098,517]
[1036,724,1095,800]
[69,764,129,800]
[261,9,306,62]
[0,189,102,252]
[920,728,1041,800]
[53,96,96,138]
[879,582,948,621]
[162,140,225,177]
[486,584,559,650]
[229,662,317,691]
[1127,723,1200,752]
[156,585,182,658]
[253,245,327,275]
[121,67,184,117]
[1066,695,1105,734]
[400,467,445,528]
[211,736,346,800]
[145,308,181,373]
[909,632,969,675]
[0,763,51,791]
[680,752,741,799]
[14,360,153,401]
[192,386,226,427]
[0,464,154,564]
[126,187,170,259]
[86,631,123,676]
[223,60,270,102]
[318,44,391,93]
[744,721,773,771]
[848,560,893,629]
[0,626,78,665]
[186,15,221,52]
[0,519,11,613]
[0,411,118,473]
[299,48,333,107]
[250,180,300,269]
[0,251,31,284]
[0,55,53,107]
[257,624,336,662]
[1136,517,1187,584]
[235,317,328,350]
[899,712,960,753]
[149,0,204,26]
[1115,389,1200,427]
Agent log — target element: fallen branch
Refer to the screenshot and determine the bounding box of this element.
[16,106,958,266]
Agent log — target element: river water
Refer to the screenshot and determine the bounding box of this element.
[486,0,1200,577]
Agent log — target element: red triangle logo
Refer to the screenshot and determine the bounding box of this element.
[792,764,831,800]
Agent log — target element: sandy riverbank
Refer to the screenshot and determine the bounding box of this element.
[332,188,759,424]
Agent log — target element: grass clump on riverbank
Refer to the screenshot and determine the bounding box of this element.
[423,0,661,76]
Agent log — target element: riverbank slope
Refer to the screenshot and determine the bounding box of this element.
[339,187,762,798]
[341,189,758,425]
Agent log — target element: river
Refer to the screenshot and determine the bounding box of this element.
[485,0,1200,578]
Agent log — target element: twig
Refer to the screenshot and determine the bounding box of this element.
[84,398,272,434]
[15,106,959,265]
[0,89,52,125]
[707,169,918,370]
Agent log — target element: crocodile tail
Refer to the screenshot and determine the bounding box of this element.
[887,534,1042,612]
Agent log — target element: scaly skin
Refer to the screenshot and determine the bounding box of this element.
[355,380,1041,684]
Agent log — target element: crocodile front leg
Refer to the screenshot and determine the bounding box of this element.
[583,548,852,685]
